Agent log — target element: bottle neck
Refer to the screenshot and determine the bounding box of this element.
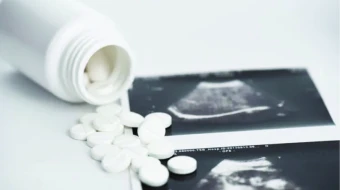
[61,28,134,105]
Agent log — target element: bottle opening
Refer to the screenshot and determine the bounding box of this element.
[78,45,133,105]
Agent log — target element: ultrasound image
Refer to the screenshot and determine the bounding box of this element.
[140,141,339,190]
[168,80,280,121]
[195,158,300,190]
[128,69,334,136]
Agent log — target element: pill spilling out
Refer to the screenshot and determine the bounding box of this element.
[113,134,141,148]
[138,164,169,187]
[120,111,144,128]
[86,132,115,147]
[69,103,195,187]
[96,103,122,117]
[131,156,161,173]
[147,139,174,160]
[79,113,99,125]
[138,117,166,144]
[102,150,131,173]
[90,144,121,161]
[167,156,197,175]
[123,147,148,160]
[69,123,95,141]
[93,115,121,132]
[145,112,172,128]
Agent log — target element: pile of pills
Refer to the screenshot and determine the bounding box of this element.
[69,103,197,187]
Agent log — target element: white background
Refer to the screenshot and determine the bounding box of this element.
[0,0,338,190]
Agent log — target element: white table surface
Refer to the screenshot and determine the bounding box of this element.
[0,0,338,190]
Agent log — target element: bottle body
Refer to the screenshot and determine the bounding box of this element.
[0,0,134,104]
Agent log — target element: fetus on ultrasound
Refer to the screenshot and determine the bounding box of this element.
[195,157,300,190]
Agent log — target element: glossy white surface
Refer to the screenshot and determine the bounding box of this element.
[138,164,169,187]
[145,112,172,129]
[90,144,121,161]
[86,132,116,147]
[96,103,122,117]
[120,111,144,128]
[147,139,175,160]
[102,150,131,173]
[93,115,121,132]
[167,156,197,175]
[131,156,161,173]
[137,117,166,144]
[0,0,338,190]
[113,135,141,148]
[69,123,96,141]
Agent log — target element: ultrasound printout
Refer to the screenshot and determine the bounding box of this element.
[140,141,339,190]
[128,69,334,136]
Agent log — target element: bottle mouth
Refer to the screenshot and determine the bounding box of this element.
[75,45,133,105]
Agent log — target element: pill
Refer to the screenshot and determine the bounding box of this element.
[139,164,169,187]
[137,117,166,144]
[96,103,122,117]
[86,132,115,147]
[109,123,124,137]
[79,113,98,125]
[102,150,131,173]
[119,111,144,128]
[69,123,96,141]
[131,156,161,173]
[87,82,114,95]
[123,146,148,159]
[93,115,121,132]
[147,139,174,159]
[167,156,197,175]
[113,134,141,148]
[145,112,172,128]
[83,72,90,87]
[90,144,121,161]
[86,50,111,82]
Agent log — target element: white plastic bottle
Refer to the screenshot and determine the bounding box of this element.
[0,0,134,105]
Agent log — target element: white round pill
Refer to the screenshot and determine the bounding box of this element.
[113,134,141,148]
[110,123,124,137]
[93,115,121,132]
[69,123,96,141]
[79,113,98,125]
[123,146,148,159]
[87,82,114,95]
[86,50,111,82]
[167,156,197,175]
[137,117,166,144]
[147,139,174,159]
[96,103,122,117]
[119,111,144,128]
[131,156,161,173]
[145,112,172,128]
[90,144,121,161]
[86,132,115,147]
[139,164,169,187]
[102,150,131,173]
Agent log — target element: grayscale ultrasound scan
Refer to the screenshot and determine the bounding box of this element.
[128,69,334,136]
[140,141,339,190]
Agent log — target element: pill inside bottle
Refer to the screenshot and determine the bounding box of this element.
[77,45,133,105]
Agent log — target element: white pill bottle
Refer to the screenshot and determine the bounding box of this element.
[0,0,134,105]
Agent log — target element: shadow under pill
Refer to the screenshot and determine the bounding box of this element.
[141,183,169,190]
[169,170,197,181]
